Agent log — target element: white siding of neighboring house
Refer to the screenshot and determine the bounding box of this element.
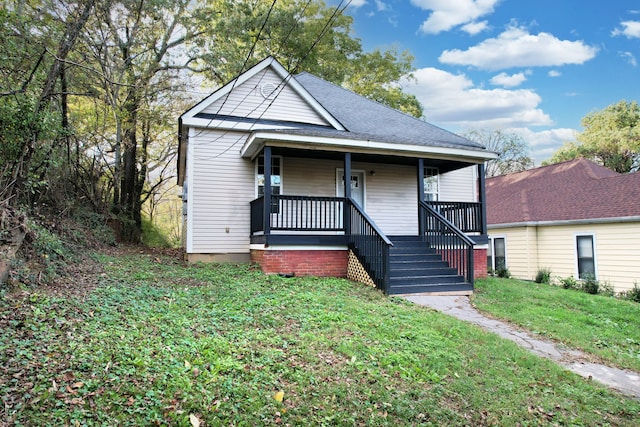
[187,128,254,254]
[200,68,329,126]
[489,222,640,293]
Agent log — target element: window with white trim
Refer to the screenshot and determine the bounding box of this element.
[487,236,506,272]
[576,235,596,279]
[423,166,439,201]
[256,155,282,197]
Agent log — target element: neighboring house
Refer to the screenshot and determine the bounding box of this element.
[486,158,640,292]
[178,57,496,295]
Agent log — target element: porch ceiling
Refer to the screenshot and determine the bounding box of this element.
[268,147,473,173]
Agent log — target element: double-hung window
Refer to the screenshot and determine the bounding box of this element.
[257,155,282,213]
[576,234,596,279]
[487,236,507,272]
[257,155,282,197]
[423,167,439,201]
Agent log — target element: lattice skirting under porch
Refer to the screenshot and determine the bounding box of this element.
[347,250,375,287]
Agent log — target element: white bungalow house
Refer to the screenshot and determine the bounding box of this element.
[177,57,496,295]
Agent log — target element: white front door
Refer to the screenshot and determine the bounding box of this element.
[337,169,366,208]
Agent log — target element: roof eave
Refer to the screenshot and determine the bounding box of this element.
[241,131,497,163]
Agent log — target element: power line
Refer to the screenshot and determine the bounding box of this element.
[189,0,353,163]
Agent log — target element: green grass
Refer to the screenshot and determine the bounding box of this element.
[473,276,640,372]
[2,253,639,426]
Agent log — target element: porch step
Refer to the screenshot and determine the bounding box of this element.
[386,236,471,295]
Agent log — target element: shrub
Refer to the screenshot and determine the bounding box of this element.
[496,267,511,278]
[597,280,614,297]
[560,276,579,290]
[535,268,551,284]
[581,274,599,295]
[621,282,640,303]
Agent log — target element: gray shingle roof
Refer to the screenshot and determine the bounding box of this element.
[294,72,487,152]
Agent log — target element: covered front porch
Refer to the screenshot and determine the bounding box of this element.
[248,145,488,295]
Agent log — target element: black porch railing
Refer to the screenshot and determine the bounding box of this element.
[347,199,392,293]
[419,201,475,286]
[423,201,482,233]
[251,195,344,233]
[251,195,477,292]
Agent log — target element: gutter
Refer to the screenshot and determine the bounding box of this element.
[488,215,640,229]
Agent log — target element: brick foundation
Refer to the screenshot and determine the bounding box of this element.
[251,249,348,277]
[474,248,488,279]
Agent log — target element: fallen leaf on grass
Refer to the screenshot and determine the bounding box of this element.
[274,390,284,402]
[189,414,201,427]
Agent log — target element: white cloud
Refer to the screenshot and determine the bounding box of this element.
[375,0,389,12]
[402,67,552,129]
[349,0,367,8]
[548,70,561,77]
[612,20,640,38]
[439,26,598,70]
[411,0,501,34]
[619,51,638,67]
[490,72,527,87]
[507,127,578,164]
[460,20,489,35]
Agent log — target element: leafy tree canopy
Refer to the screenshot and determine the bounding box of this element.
[196,0,423,117]
[545,100,640,173]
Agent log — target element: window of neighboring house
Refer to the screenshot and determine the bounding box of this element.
[576,234,596,279]
[424,166,439,201]
[257,155,282,213]
[487,237,507,272]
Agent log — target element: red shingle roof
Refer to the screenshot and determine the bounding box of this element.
[486,158,640,225]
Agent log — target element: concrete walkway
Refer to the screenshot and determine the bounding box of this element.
[406,295,640,400]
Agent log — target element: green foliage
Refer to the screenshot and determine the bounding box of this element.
[141,215,176,248]
[2,252,639,425]
[560,275,580,290]
[474,276,640,373]
[620,282,640,303]
[199,0,422,116]
[496,267,511,278]
[581,274,600,295]
[545,100,640,173]
[535,268,552,284]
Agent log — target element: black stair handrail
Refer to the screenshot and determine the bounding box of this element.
[347,198,393,293]
[419,200,475,286]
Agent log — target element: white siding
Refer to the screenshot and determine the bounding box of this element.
[201,68,329,126]
[285,159,417,235]
[188,129,255,253]
[440,166,477,202]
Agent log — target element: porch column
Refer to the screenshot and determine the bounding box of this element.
[417,158,425,236]
[478,163,487,235]
[343,152,352,235]
[263,146,272,238]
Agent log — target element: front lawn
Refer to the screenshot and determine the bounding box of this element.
[2,252,639,426]
[473,277,640,372]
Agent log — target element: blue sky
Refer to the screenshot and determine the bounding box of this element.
[342,0,640,164]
